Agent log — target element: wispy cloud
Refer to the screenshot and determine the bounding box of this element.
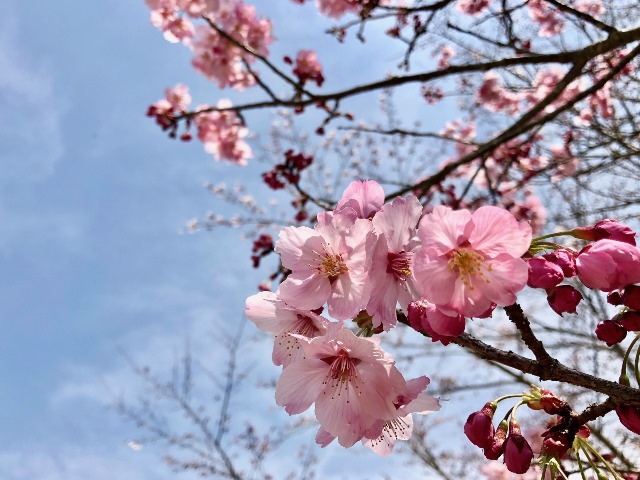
[0,15,64,184]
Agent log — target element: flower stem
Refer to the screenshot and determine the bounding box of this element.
[621,333,640,381]
[532,230,576,241]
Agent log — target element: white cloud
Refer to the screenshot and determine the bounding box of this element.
[0,16,64,184]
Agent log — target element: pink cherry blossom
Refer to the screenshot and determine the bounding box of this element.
[437,45,456,69]
[275,324,405,447]
[527,0,565,37]
[245,291,329,366]
[194,100,253,165]
[408,299,466,343]
[177,0,220,17]
[164,83,192,112]
[414,206,532,318]
[362,376,440,455]
[575,0,605,18]
[456,0,490,16]
[366,194,423,330]
[275,210,376,320]
[477,73,521,115]
[191,2,272,90]
[335,180,385,219]
[292,50,324,87]
[546,285,582,315]
[576,239,640,292]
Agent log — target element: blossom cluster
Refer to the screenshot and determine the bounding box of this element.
[245,179,640,459]
[145,0,272,90]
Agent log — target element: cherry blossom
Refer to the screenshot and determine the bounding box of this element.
[292,50,325,87]
[527,0,565,37]
[275,324,406,447]
[456,0,490,16]
[193,100,253,165]
[275,210,376,320]
[245,291,329,366]
[576,239,640,292]
[335,180,385,219]
[477,73,521,115]
[366,194,423,330]
[414,206,532,318]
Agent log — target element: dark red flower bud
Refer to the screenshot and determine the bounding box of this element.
[622,285,640,310]
[616,406,640,435]
[595,320,628,346]
[577,425,590,439]
[527,257,564,289]
[607,290,623,306]
[504,420,533,474]
[572,219,637,245]
[547,285,582,315]
[464,402,497,448]
[541,432,572,458]
[618,310,640,331]
[484,420,508,460]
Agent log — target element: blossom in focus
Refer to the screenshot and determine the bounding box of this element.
[414,205,532,318]
[362,376,440,455]
[366,194,423,330]
[275,324,405,447]
[194,100,253,165]
[275,210,376,320]
[335,180,385,220]
[245,291,329,366]
[576,239,640,292]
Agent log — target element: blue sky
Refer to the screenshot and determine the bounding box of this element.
[0,1,463,478]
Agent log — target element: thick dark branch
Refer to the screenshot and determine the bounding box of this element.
[543,0,618,33]
[504,303,555,365]
[397,313,640,407]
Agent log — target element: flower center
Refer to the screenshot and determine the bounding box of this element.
[316,251,348,281]
[447,247,491,288]
[387,251,412,281]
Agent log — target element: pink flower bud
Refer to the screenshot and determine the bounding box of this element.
[464,402,497,448]
[484,420,508,460]
[595,320,627,346]
[573,219,637,246]
[616,406,640,435]
[546,285,582,315]
[527,257,564,289]
[504,420,533,474]
[543,249,576,277]
[577,425,590,439]
[618,310,640,331]
[524,386,565,415]
[576,239,640,292]
[622,285,640,310]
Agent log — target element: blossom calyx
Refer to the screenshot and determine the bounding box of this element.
[524,386,566,415]
[464,401,497,448]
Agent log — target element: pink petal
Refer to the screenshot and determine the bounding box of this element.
[402,393,441,415]
[336,180,385,219]
[477,254,529,306]
[372,195,422,253]
[427,307,466,336]
[469,206,532,258]
[275,359,327,415]
[418,206,472,254]
[328,270,371,320]
[413,253,457,304]
[275,226,323,272]
[278,272,331,310]
[245,292,280,332]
